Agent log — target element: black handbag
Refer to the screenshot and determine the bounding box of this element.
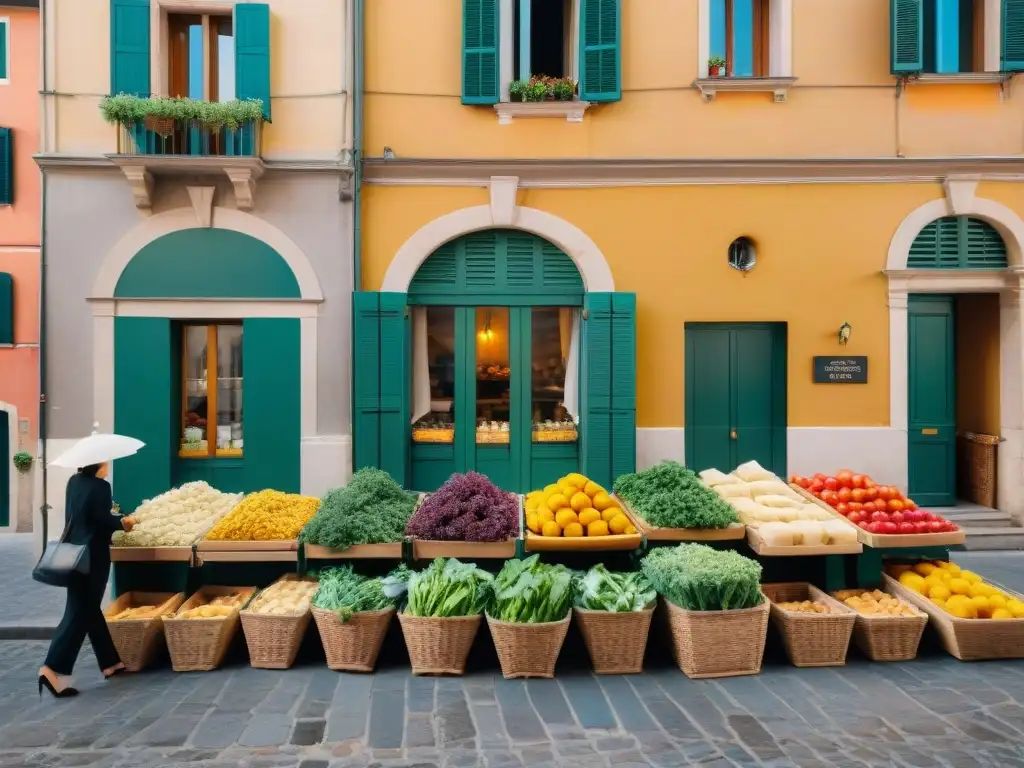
[32,505,90,587]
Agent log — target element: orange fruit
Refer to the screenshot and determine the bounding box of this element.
[578,508,601,527]
[563,522,584,537]
[570,492,592,513]
[555,509,579,529]
[541,520,561,537]
[601,506,623,522]
[537,507,554,525]
[592,491,615,511]
[547,493,569,511]
[608,514,629,534]
[587,520,610,536]
[584,481,604,497]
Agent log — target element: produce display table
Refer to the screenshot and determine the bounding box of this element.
[412,539,519,560]
[623,500,746,543]
[852,544,961,589]
[195,541,299,564]
[111,546,194,564]
[745,528,862,557]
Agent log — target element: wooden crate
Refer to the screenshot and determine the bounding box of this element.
[623,499,746,542]
[745,527,862,556]
[110,546,194,564]
[195,540,299,564]
[524,500,642,552]
[304,542,403,560]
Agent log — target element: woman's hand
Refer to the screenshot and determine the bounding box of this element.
[121,516,137,532]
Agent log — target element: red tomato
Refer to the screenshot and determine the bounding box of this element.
[850,488,866,503]
[836,502,850,515]
[881,521,899,535]
[793,476,811,489]
[849,502,864,513]
[898,522,916,534]
[880,486,899,502]
[859,521,873,531]
[809,480,824,495]
[813,473,827,482]
[851,474,867,489]
[837,487,853,503]
[928,520,946,533]
[824,477,839,492]
[821,490,840,507]
[903,510,921,523]
[866,522,885,534]
[888,499,905,513]
[922,512,936,522]
[871,510,889,523]
[913,521,930,533]
[904,499,918,511]
[846,511,864,525]
[836,470,854,488]
[862,501,877,514]
[865,487,879,502]
[890,511,904,525]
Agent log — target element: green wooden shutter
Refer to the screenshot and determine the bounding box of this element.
[610,293,636,482]
[354,292,383,473]
[909,216,1008,269]
[580,0,621,102]
[0,20,8,81]
[114,317,173,513]
[1003,0,1024,70]
[0,127,11,205]
[110,0,151,96]
[964,218,1009,268]
[581,293,613,487]
[462,0,499,105]
[0,272,12,345]
[243,319,300,492]
[236,3,272,120]
[890,0,924,73]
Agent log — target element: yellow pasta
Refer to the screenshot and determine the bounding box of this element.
[204,490,320,541]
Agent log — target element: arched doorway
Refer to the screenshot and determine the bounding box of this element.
[356,228,636,493]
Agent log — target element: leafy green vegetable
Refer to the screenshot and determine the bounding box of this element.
[641,543,763,612]
[574,564,656,613]
[394,558,495,618]
[311,566,397,622]
[300,468,419,549]
[489,555,575,624]
[614,461,739,530]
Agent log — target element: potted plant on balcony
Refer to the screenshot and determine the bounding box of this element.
[509,79,529,102]
[551,77,577,102]
[708,56,727,77]
[525,77,551,102]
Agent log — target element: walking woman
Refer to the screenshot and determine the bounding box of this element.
[38,462,137,698]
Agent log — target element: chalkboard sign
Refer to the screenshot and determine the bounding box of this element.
[813,356,868,384]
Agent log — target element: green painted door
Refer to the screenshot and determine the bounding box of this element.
[908,295,956,506]
[685,323,787,475]
[0,409,8,527]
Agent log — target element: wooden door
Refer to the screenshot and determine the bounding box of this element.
[908,295,957,505]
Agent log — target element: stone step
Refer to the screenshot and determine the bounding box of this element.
[962,527,1024,551]
[938,510,1013,528]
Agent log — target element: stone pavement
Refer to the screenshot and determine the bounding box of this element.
[0,534,68,638]
[1,639,1024,768]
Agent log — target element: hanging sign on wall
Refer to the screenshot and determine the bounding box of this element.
[813,356,868,384]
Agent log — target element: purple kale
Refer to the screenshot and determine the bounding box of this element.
[406,471,519,542]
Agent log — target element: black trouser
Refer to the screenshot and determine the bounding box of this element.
[44,564,120,676]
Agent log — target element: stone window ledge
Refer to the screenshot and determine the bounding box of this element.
[108,155,265,211]
[694,76,797,103]
[899,72,1016,97]
[494,101,591,125]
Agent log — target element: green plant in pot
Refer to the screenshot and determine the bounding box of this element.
[12,451,33,474]
[551,78,577,101]
[525,77,551,102]
[708,56,726,77]
[508,79,529,102]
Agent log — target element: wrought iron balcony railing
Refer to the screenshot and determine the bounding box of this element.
[116,118,262,158]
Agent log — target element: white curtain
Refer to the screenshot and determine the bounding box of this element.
[411,307,431,424]
[561,309,581,423]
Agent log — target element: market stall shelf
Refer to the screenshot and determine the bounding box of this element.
[110,546,194,564]
[304,542,404,560]
[746,526,862,556]
[104,591,185,672]
[195,540,299,564]
[410,492,521,560]
[761,583,856,668]
[884,574,1024,661]
[525,503,642,552]
[791,485,966,548]
[625,499,745,542]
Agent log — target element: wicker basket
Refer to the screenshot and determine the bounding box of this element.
[832,588,929,662]
[957,432,1000,508]
[239,576,318,669]
[312,606,394,672]
[664,596,770,679]
[104,591,184,672]
[762,583,856,668]
[164,587,255,672]
[398,612,481,676]
[486,614,570,679]
[884,574,1024,661]
[574,606,653,675]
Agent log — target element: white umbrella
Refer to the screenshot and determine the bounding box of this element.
[49,422,145,468]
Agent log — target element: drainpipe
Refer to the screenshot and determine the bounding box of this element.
[36,0,49,558]
[349,0,364,481]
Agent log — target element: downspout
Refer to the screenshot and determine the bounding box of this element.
[349,0,363,480]
[37,0,49,555]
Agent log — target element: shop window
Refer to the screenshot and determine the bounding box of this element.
[476,307,511,444]
[532,307,579,442]
[711,0,772,77]
[411,307,456,444]
[728,236,757,271]
[181,323,244,458]
[168,13,235,101]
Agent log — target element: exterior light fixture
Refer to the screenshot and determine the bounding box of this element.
[838,322,852,345]
[383,147,396,159]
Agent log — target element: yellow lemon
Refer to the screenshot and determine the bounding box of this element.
[537,507,555,525]
[526,489,543,501]
[931,597,947,610]
[587,520,610,537]
[584,481,604,497]
[992,609,1015,620]
[601,506,624,523]
[948,578,972,596]
[928,583,951,602]
[578,508,601,527]
[570,492,592,513]
[608,514,629,535]
[970,595,991,618]
[563,522,584,538]
[525,497,540,513]
[543,484,560,497]
[625,524,638,535]
[548,493,569,511]
[566,473,588,488]
[969,582,993,599]
[526,514,540,534]
[541,520,562,537]
[898,571,927,594]
[960,570,982,584]
[1006,599,1024,618]
[946,595,976,619]
[592,491,615,511]
[913,562,938,577]
[938,561,962,575]
[555,509,579,529]
[988,594,1008,611]
[922,575,946,597]
[935,568,952,581]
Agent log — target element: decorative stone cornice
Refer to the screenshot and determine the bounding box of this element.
[493,101,591,124]
[364,156,1024,188]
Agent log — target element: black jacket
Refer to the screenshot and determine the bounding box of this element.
[64,474,123,572]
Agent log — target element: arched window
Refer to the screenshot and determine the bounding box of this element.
[908,216,1008,270]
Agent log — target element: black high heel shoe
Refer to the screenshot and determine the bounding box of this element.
[38,675,79,699]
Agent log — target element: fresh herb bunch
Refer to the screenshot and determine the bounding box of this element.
[641,543,763,612]
[393,558,495,618]
[99,94,265,129]
[489,555,575,624]
[311,566,397,623]
[614,461,739,530]
[575,564,656,613]
[406,472,519,542]
[300,468,419,550]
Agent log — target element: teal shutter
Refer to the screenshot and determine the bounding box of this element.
[235,3,272,120]
[0,272,12,344]
[0,20,8,81]
[580,0,621,102]
[890,0,924,73]
[0,127,11,205]
[610,293,636,482]
[1003,0,1024,70]
[462,0,499,105]
[110,0,151,96]
[909,216,1008,269]
[243,319,300,492]
[114,317,173,513]
[353,292,410,486]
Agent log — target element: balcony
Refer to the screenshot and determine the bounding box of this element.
[102,96,266,211]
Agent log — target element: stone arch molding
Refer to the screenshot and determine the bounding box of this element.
[382,177,615,293]
[94,206,324,301]
[886,179,1024,270]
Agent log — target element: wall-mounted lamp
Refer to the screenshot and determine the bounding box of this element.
[383,147,396,160]
[478,311,494,342]
[838,322,852,346]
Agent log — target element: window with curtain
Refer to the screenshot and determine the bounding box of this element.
[181,323,244,458]
[411,307,456,443]
[168,13,236,101]
[532,307,579,443]
[710,0,772,77]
